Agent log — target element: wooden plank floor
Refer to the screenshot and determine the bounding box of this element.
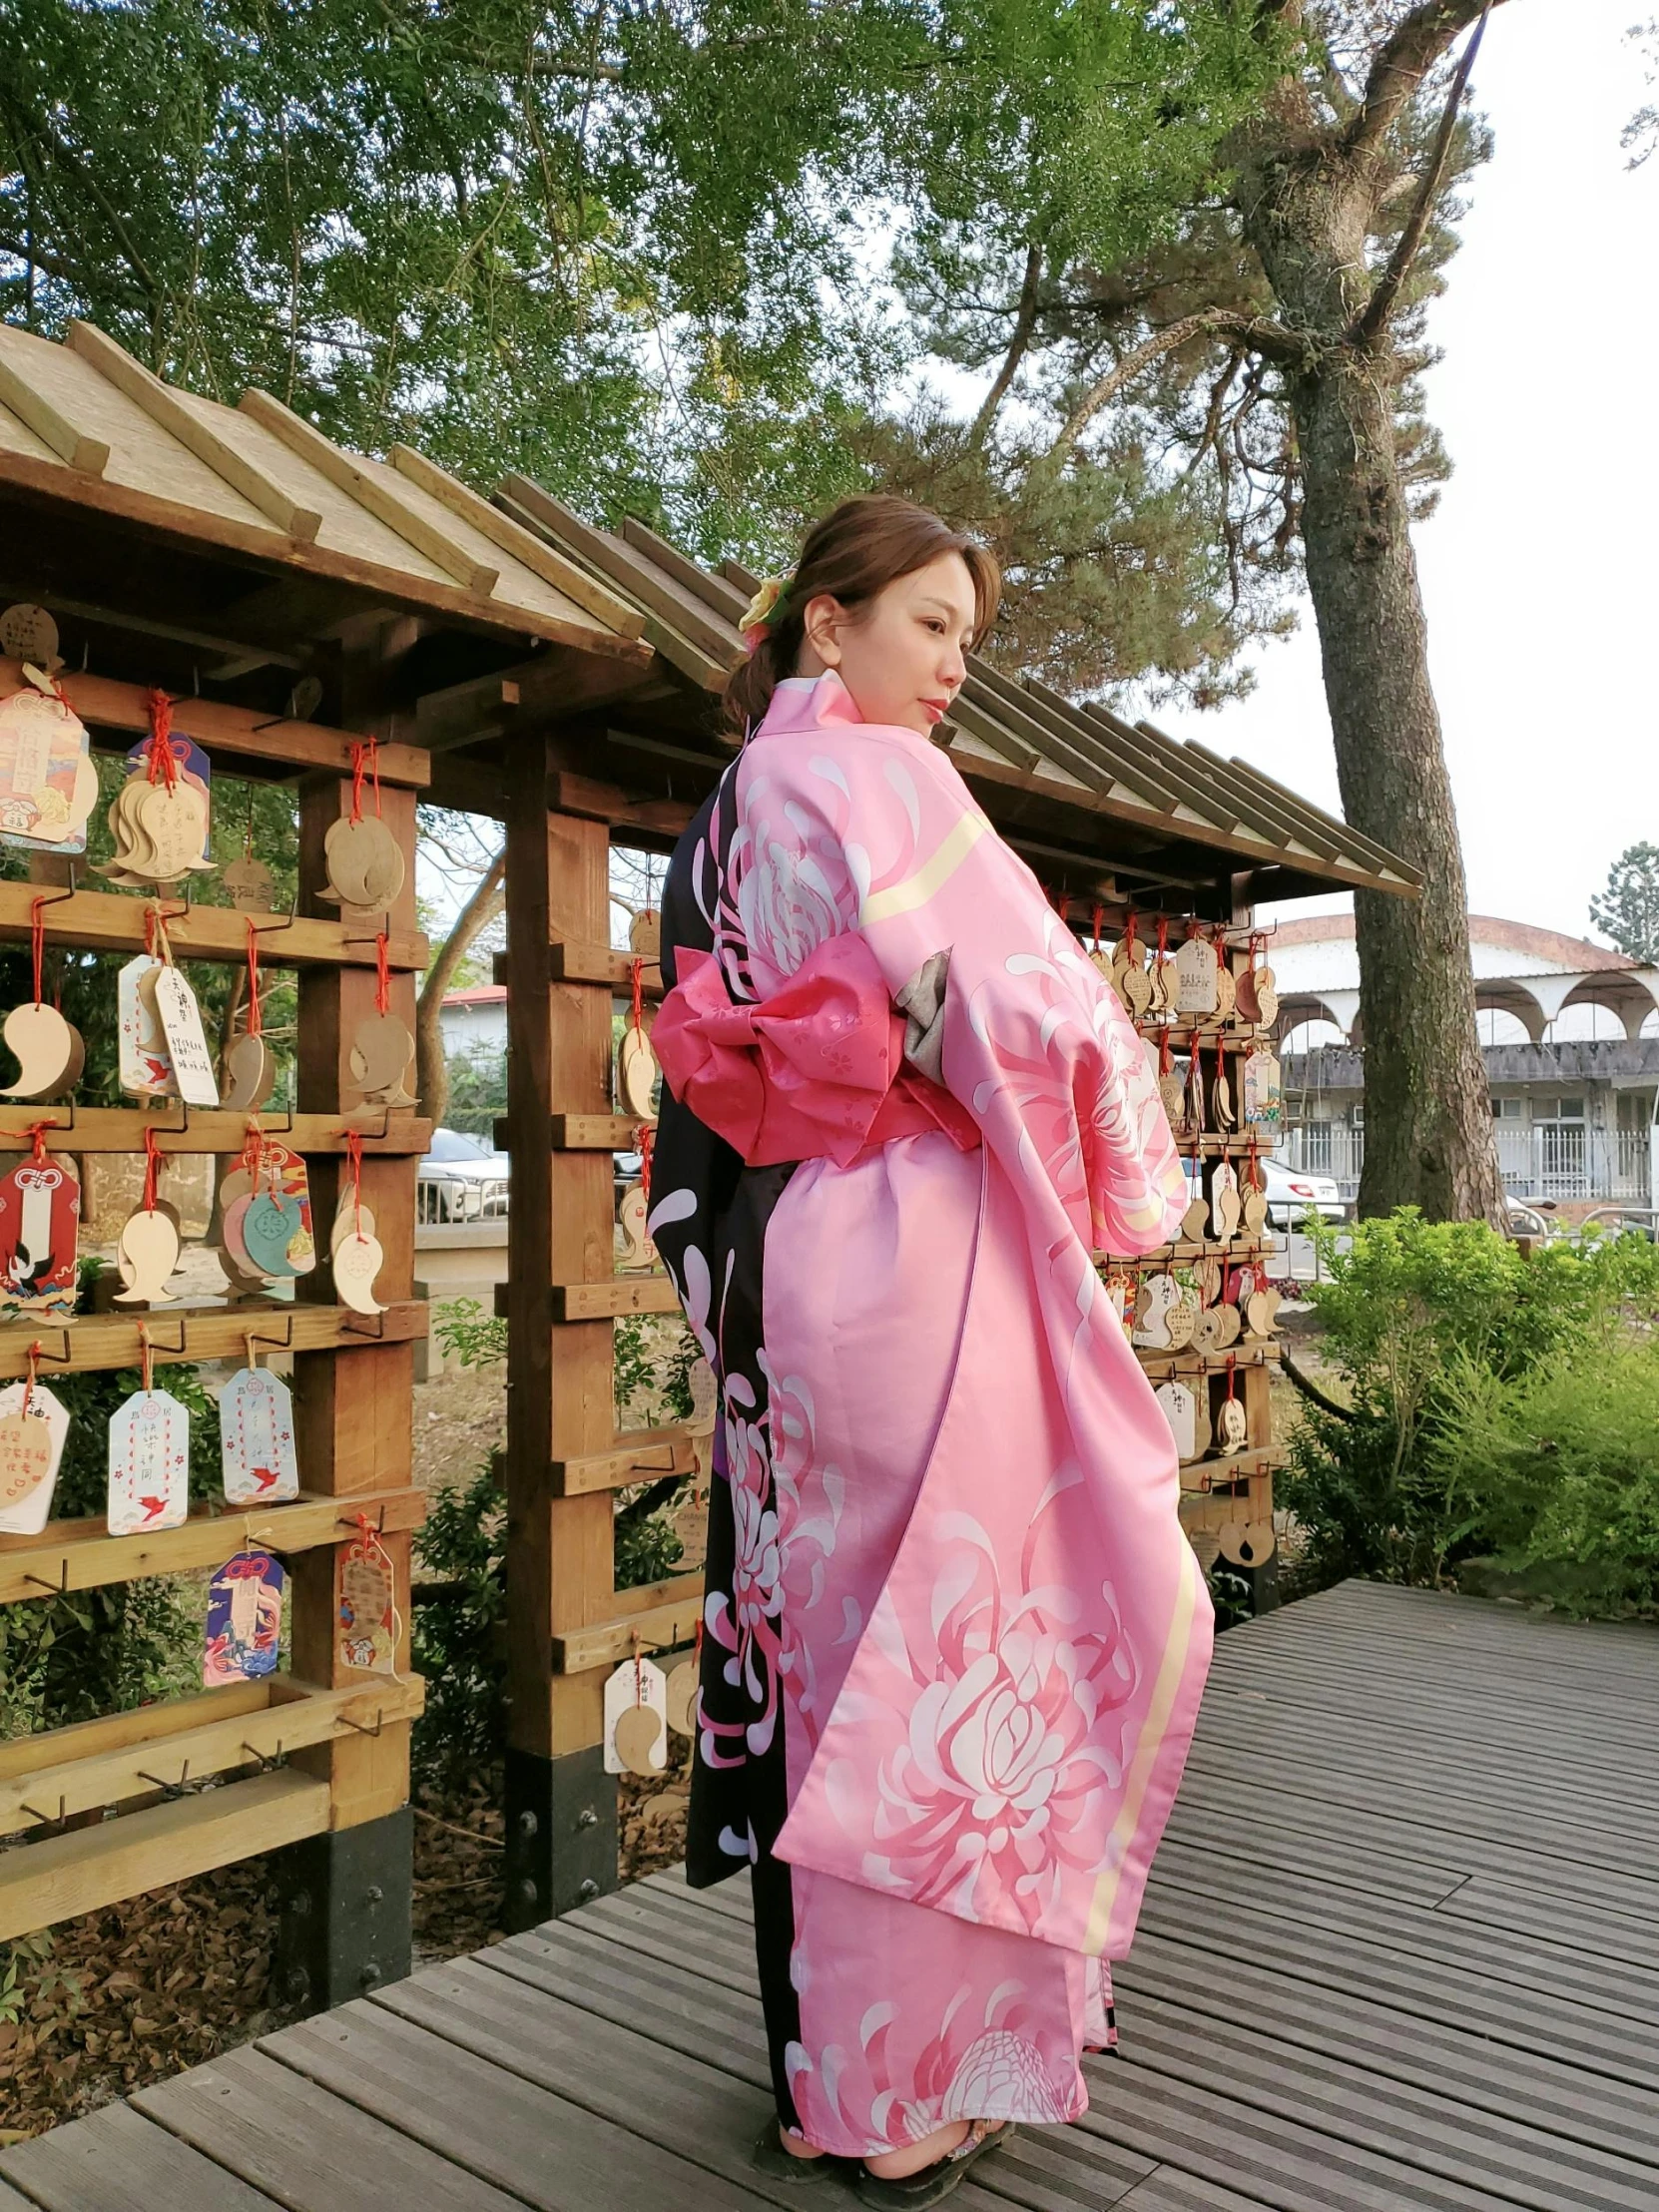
[4,1579,1658,2210]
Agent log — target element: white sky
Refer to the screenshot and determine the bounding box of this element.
[1153,0,1659,945]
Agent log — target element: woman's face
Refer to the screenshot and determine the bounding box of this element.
[795,550,977,735]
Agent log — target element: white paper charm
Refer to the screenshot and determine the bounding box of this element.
[153,964,220,1106]
[0,1380,70,1535]
[117,955,176,1096]
[1155,1379,1200,1463]
[220,1365,299,1504]
[108,1386,191,1535]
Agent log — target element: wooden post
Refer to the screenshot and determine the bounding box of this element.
[276,626,422,2012]
[501,735,621,1929]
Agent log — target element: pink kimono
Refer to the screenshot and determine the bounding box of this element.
[649,670,1212,2156]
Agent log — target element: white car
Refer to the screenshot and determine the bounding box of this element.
[1261,1154,1346,1228]
[418,1129,511,1222]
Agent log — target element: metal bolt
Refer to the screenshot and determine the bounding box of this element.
[516,1878,539,1906]
[517,1809,539,1838]
[364,1885,383,1905]
[359,1962,380,1987]
[577,1879,599,1901]
[289,1891,311,1918]
[577,1807,598,1830]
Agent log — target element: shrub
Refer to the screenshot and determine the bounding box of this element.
[1282,1210,1659,1612]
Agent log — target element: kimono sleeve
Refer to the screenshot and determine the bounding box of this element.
[735,729,1190,1257]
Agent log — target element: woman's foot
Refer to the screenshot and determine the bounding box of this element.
[863,2121,970,2180]
[855,2119,1016,2207]
[750,2118,833,2182]
[781,2127,827,2162]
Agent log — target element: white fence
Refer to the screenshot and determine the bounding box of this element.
[1282,1122,1654,1205]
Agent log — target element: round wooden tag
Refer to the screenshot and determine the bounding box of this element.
[1216,1396,1249,1453]
[1218,1519,1276,1567]
[0,604,59,664]
[613,1703,664,1776]
[629,908,662,958]
[664,1661,698,1738]
[1,1001,80,1099]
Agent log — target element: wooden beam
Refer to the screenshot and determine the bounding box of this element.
[388,446,645,639]
[241,388,498,595]
[0,879,428,971]
[551,1427,697,1498]
[492,1276,680,1323]
[290,744,421,1833]
[548,771,699,838]
[6,661,429,788]
[0,1302,426,1387]
[412,647,656,754]
[0,1107,427,1156]
[68,322,323,543]
[552,1573,705,1672]
[0,1680,270,1781]
[0,352,109,475]
[0,1483,427,1608]
[0,1769,330,1944]
[0,1676,424,1836]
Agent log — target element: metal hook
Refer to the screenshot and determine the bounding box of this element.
[337,1709,385,1739]
[144,1316,189,1357]
[340,1310,388,1340]
[246,888,302,938]
[31,1329,73,1367]
[21,1558,70,1596]
[337,1503,387,1535]
[244,1315,293,1353]
[20,1794,67,1828]
[151,1097,192,1135]
[241,1738,285,1774]
[137,1759,191,1798]
[30,866,78,913]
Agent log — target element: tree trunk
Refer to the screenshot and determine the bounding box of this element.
[415,851,505,1135]
[1292,349,1504,1225]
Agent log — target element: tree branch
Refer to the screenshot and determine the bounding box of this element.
[968,243,1043,448]
[1341,0,1506,172]
[415,849,505,1131]
[1350,1,1493,349]
[1046,309,1303,466]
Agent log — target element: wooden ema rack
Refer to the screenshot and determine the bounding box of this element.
[0,695,430,1990]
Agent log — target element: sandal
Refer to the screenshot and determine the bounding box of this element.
[854,2119,1017,2207]
[750,2118,840,2184]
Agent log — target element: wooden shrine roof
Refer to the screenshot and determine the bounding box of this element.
[0,322,649,663]
[497,474,1421,904]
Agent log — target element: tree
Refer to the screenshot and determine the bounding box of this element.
[415,812,505,1134]
[1590,844,1659,966]
[890,4,1510,1225]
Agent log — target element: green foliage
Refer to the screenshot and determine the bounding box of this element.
[410,1458,506,1788]
[1283,1210,1659,1612]
[443,1044,507,1143]
[0,1930,78,2031]
[1589,842,1659,965]
[432,1295,507,1371]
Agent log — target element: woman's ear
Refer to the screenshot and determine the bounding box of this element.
[801,591,843,668]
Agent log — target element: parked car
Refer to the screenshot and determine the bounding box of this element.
[1179,1151,1346,1231]
[418,1128,511,1223]
[1261,1153,1346,1228]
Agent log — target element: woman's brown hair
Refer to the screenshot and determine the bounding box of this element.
[724,493,1000,739]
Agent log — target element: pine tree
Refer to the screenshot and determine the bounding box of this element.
[1590,844,1659,965]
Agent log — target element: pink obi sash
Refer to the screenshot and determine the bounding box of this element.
[653,937,980,1170]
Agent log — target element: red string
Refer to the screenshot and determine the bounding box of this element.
[139,1321,154,1396]
[638,1123,654,1214]
[143,1126,162,1213]
[344,1129,364,1234]
[28,894,46,1008]
[629,956,645,1039]
[25,1121,50,1167]
[1159,1027,1173,1078]
[22,1341,39,1418]
[245,918,263,1040]
[1124,907,1138,956]
[348,739,382,824]
[1224,1351,1238,1402]
[242,1117,266,1182]
[145,692,180,791]
[1156,915,1169,958]
[374,933,390,1017]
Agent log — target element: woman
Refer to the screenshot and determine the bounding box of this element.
[649,495,1212,2207]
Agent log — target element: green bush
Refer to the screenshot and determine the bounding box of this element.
[1283,1210,1659,1613]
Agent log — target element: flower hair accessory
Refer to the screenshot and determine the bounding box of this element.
[739,573,793,655]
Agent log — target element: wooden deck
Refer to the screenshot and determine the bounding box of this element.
[3,1578,1657,2211]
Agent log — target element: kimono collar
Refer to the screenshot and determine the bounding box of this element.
[755,671,942,766]
[756,670,865,737]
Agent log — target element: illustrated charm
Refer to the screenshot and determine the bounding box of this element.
[204,1551,285,1685]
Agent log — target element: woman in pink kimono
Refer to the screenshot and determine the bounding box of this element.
[650,495,1212,2206]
